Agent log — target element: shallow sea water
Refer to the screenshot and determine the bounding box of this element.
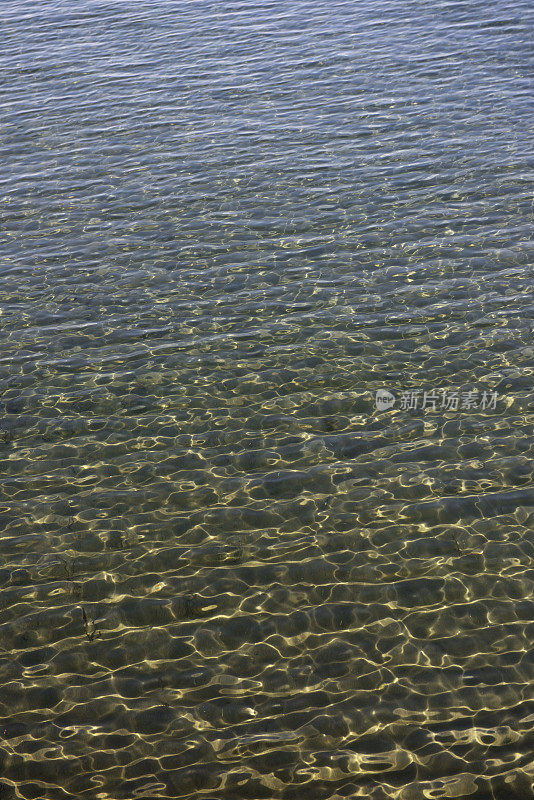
[1,0,533,798]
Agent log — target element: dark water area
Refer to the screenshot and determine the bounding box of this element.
[1,0,533,798]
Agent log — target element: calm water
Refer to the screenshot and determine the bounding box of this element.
[1,1,533,798]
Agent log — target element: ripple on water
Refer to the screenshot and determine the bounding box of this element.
[0,0,533,797]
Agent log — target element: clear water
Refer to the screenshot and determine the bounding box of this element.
[1,1,533,798]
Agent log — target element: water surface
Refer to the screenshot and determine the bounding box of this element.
[1,0,533,798]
